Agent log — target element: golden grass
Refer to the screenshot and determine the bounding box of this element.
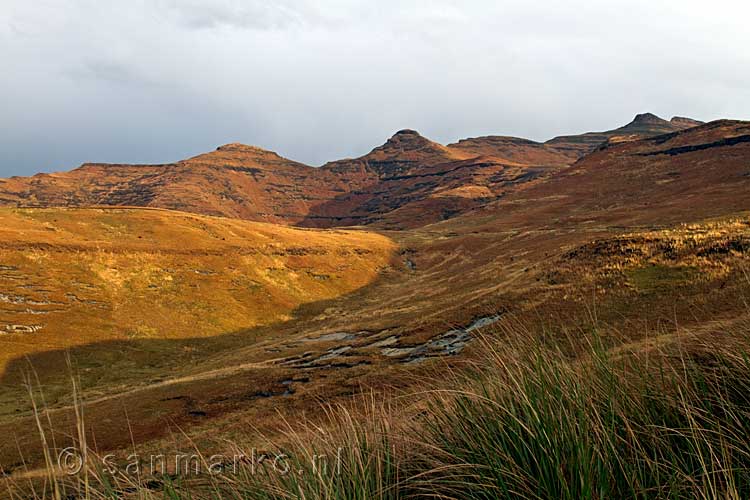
[0,207,396,375]
[10,312,750,499]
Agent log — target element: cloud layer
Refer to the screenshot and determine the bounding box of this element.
[2,0,749,176]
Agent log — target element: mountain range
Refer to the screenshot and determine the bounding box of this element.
[0,113,705,229]
[4,110,750,478]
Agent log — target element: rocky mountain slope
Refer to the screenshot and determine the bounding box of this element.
[307,129,559,228]
[0,114,704,229]
[0,144,346,225]
[447,113,702,165]
[543,112,704,158]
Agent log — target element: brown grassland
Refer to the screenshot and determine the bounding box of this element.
[2,118,750,497]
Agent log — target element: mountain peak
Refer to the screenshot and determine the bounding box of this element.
[392,129,421,137]
[216,143,275,154]
[373,129,442,155]
[353,129,472,177]
[615,113,676,136]
[385,129,430,145]
[619,113,704,134]
[631,112,667,125]
[178,142,309,172]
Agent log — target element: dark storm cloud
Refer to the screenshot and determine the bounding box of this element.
[1,0,749,177]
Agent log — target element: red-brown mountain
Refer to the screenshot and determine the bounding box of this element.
[0,129,560,228]
[0,143,348,225]
[309,129,562,228]
[0,113,706,228]
[463,119,750,229]
[542,113,703,158]
[445,113,703,169]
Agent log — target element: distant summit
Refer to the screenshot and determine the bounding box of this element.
[545,112,704,157]
[393,129,422,137]
[447,113,705,168]
[376,129,439,153]
[618,112,689,135]
[215,143,273,153]
[631,112,667,124]
[350,129,471,177]
[615,112,703,134]
[374,129,445,154]
[619,112,703,133]
[185,142,301,169]
[670,116,705,129]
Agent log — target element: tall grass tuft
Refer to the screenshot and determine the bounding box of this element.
[7,317,750,498]
[417,321,750,499]
[243,397,403,500]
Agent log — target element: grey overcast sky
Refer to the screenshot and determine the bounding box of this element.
[1,0,749,177]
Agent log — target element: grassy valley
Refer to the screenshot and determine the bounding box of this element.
[0,207,395,415]
[2,117,750,498]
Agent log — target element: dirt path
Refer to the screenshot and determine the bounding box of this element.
[41,358,284,416]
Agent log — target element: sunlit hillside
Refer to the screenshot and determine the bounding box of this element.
[0,207,396,375]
